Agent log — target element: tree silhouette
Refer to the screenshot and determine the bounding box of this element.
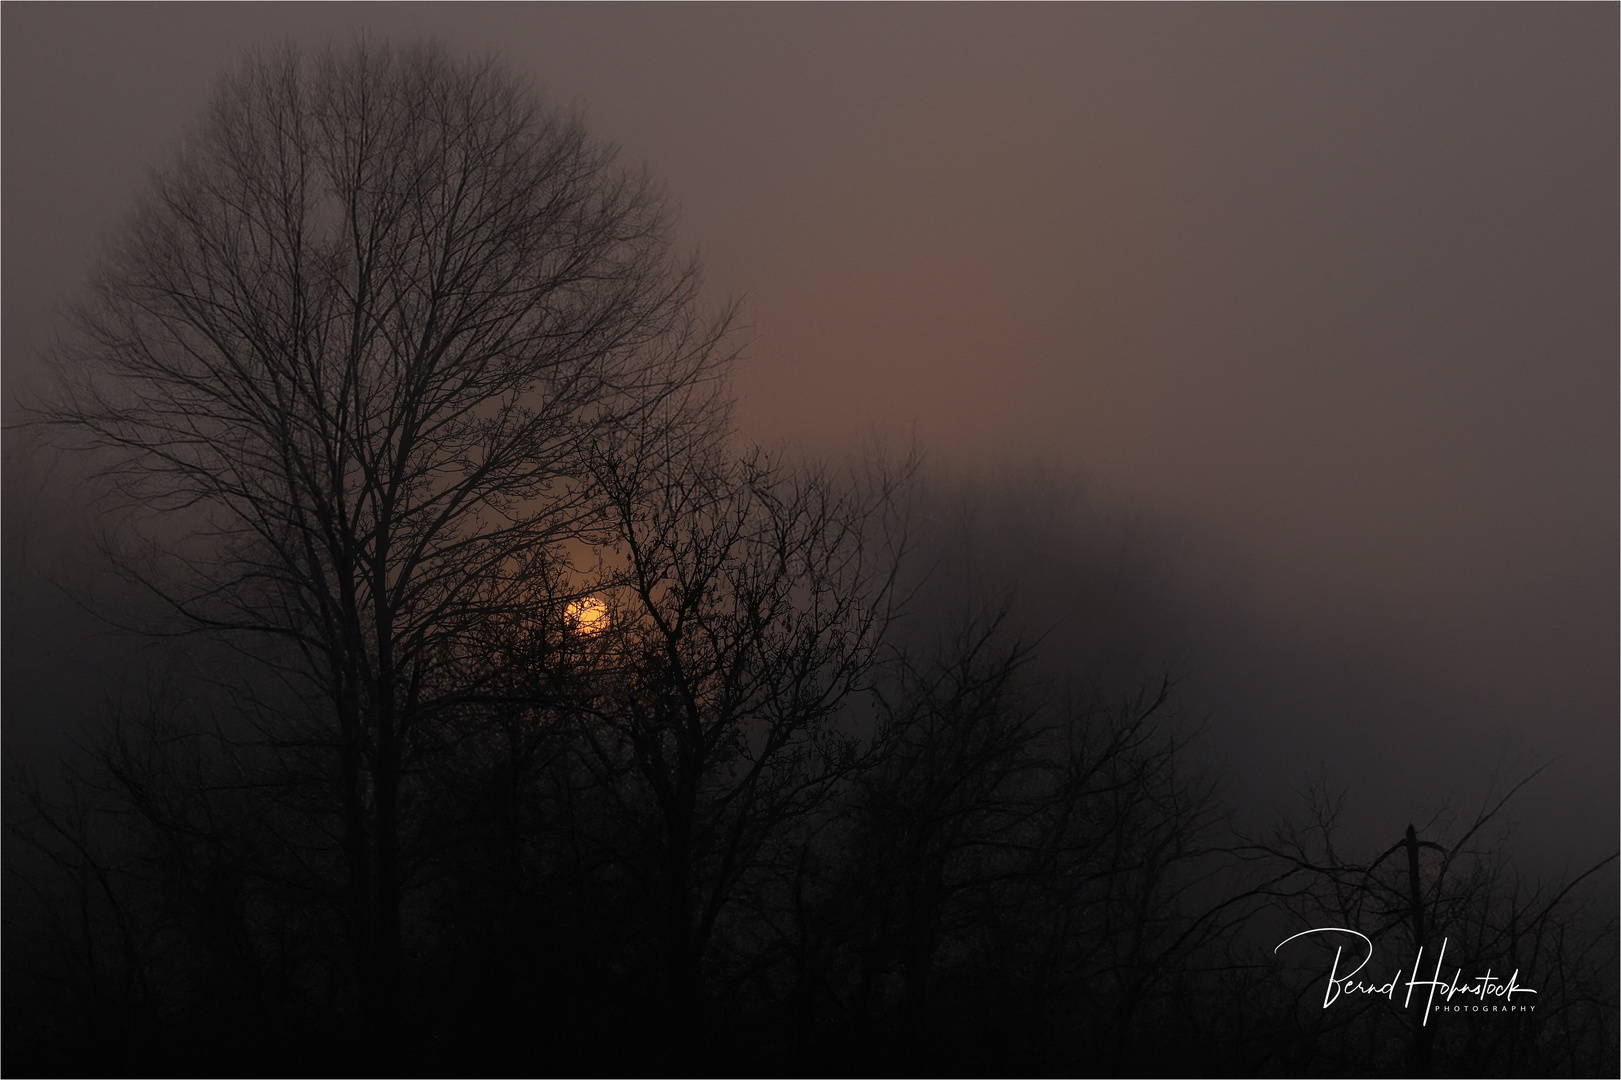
[1250,776,1619,1076]
[553,442,909,1061]
[40,40,731,1045]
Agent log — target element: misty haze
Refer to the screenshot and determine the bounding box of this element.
[3,7,1615,1078]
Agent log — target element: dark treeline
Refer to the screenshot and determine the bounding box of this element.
[4,41,1615,1078]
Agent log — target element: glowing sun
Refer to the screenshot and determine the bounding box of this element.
[565,596,609,636]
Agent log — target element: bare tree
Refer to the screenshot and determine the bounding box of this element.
[1252,776,1619,1076]
[39,40,731,1043]
[552,439,909,1058]
[799,620,1227,1073]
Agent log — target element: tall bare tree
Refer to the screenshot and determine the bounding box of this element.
[40,40,731,1042]
[560,440,909,1055]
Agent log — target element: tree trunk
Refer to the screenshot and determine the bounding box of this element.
[365,672,404,1057]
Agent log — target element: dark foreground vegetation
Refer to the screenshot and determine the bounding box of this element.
[5,41,1615,1078]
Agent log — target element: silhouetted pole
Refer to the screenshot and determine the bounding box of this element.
[1405,823,1426,949]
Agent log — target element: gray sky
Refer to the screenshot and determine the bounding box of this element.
[4,4,1615,868]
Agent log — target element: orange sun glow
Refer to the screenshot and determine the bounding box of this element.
[564,596,609,636]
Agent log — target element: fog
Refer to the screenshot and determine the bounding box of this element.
[5,4,1614,874]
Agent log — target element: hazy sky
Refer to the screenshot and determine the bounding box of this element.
[4,4,1615,867]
